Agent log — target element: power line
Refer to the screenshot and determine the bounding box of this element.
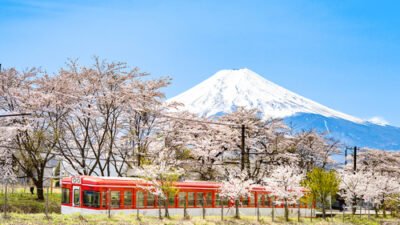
[0,113,32,118]
[40,89,242,128]
[158,113,240,128]
[0,144,236,167]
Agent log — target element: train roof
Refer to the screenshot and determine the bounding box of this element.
[62,176,222,189]
[62,176,307,193]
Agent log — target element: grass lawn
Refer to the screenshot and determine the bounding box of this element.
[0,213,399,225]
[0,188,398,224]
[0,187,61,214]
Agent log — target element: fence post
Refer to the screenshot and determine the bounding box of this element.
[330,194,333,222]
[257,196,260,222]
[221,196,224,221]
[360,201,362,218]
[343,208,345,223]
[368,203,370,220]
[272,202,275,222]
[310,196,313,222]
[297,200,300,222]
[108,189,111,218]
[158,195,162,220]
[50,179,53,194]
[3,181,8,219]
[45,186,49,219]
[202,195,206,220]
[183,200,188,219]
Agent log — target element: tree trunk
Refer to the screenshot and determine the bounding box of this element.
[322,202,326,220]
[36,181,44,201]
[164,198,170,218]
[284,198,289,222]
[383,203,387,218]
[352,197,357,215]
[235,199,240,219]
[158,196,162,220]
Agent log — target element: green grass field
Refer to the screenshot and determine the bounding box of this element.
[0,187,61,214]
[1,213,399,225]
[0,189,399,224]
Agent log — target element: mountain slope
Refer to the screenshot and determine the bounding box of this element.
[285,113,400,150]
[169,68,400,150]
[169,68,362,123]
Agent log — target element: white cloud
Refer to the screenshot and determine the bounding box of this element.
[367,116,389,126]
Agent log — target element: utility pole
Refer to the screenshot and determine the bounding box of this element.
[345,148,348,166]
[240,124,245,171]
[353,146,357,173]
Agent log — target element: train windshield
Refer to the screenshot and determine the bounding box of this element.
[61,188,70,204]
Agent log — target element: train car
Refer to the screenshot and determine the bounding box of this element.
[61,176,313,217]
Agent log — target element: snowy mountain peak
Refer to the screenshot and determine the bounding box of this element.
[169,69,364,123]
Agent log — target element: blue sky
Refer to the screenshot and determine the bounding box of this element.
[1,0,400,126]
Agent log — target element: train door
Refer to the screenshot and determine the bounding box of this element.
[73,186,81,207]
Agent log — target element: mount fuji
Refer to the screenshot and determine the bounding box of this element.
[169,68,400,150]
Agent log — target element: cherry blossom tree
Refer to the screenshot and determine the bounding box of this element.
[218,107,293,181]
[184,118,227,180]
[219,169,254,219]
[0,67,58,200]
[133,149,184,219]
[263,165,304,222]
[0,67,27,185]
[0,127,18,184]
[339,170,372,215]
[51,58,170,176]
[355,148,400,176]
[12,74,65,200]
[294,130,341,171]
[366,174,400,217]
[122,76,171,169]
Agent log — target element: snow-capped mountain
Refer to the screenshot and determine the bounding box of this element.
[169,68,400,150]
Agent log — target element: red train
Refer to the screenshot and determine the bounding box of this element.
[61,176,313,216]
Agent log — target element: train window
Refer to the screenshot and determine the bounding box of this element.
[124,191,132,208]
[158,196,165,207]
[111,191,120,208]
[61,188,70,204]
[102,192,107,208]
[257,194,264,207]
[83,191,100,208]
[188,192,195,207]
[242,196,249,207]
[196,192,203,207]
[136,191,144,208]
[73,188,80,206]
[206,193,212,206]
[249,193,255,207]
[264,195,271,207]
[179,192,186,207]
[168,194,175,207]
[215,194,220,206]
[147,193,155,208]
[216,194,228,207]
